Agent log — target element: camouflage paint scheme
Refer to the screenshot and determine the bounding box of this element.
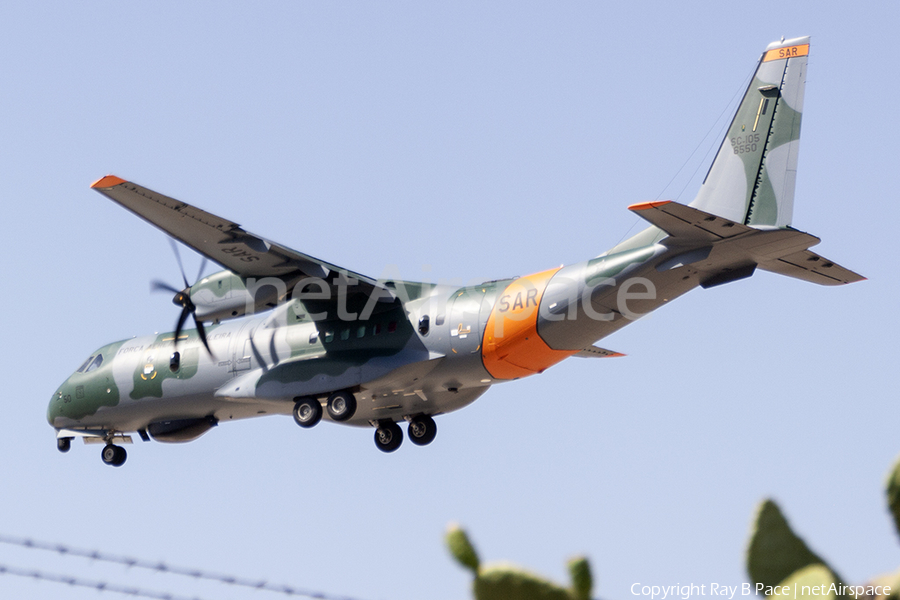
[48,37,863,459]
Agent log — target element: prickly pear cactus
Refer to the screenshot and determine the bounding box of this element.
[886,457,900,539]
[747,455,900,600]
[445,524,593,600]
[447,524,481,574]
[746,499,840,590]
[778,565,837,599]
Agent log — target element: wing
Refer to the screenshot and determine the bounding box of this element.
[91,175,392,305]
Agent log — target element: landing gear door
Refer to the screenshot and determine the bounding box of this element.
[450,286,486,355]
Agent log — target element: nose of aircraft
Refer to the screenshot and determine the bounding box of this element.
[47,349,122,428]
[47,380,72,426]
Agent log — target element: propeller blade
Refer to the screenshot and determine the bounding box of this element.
[168,238,190,289]
[157,237,214,356]
[174,306,190,348]
[194,315,214,358]
[151,280,182,295]
[195,257,209,284]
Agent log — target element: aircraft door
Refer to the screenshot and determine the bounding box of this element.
[449,286,487,355]
[230,322,255,375]
[233,339,252,372]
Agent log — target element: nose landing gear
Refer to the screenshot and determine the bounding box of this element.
[101,444,127,467]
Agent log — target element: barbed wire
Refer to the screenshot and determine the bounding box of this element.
[0,534,368,600]
[0,562,212,600]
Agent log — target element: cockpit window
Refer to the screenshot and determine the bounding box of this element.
[76,356,94,373]
[85,354,103,372]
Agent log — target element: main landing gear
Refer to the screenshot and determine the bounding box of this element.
[289,391,437,454]
[101,444,127,467]
[291,391,357,429]
[326,390,356,422]
[374,421,403,453]
[373,415,438,453]
[292,397,323,428]
[407,415,437,447]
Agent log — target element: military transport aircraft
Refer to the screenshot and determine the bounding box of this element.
[49,36,862,466]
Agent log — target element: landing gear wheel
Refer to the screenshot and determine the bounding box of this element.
[374,422,403,453]
[292,397,322,428]
[407,415,437,446]
[57,438,71,453]
[326,391,356,422]
[101,444,127,467]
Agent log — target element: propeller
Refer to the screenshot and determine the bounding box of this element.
[151,239,213,357]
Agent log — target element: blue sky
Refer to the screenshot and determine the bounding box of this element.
[0,2,897,599]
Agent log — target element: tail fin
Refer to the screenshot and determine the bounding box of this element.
[690,36,809,228]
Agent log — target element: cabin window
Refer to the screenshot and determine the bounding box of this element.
[356,325,366,338]
[418,315,430,336]
[309,332,318,344]
[373,323,382,335]
[435,314,445,326]
[85,355,103,373]
[324,331,334,343]
[76,356,94,373]
[388,321,398,333]
[340,329,350,341]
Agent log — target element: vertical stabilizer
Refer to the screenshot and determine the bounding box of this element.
[691,36,809,228]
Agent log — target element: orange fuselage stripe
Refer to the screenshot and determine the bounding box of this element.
[481,267,578,380]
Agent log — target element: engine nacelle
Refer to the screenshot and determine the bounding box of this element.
[189,269,283,323]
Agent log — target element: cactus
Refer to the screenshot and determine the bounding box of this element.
[445,524,593,600]
[746,499,843,591]
[568,556,592,600]
[778,565,837,599]
[886,458,900,538]
[746,455,900,600]
[446,523,481,574]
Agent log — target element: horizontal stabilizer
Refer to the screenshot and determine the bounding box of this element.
[759,250,865,285]
[628,200,754,242]
[574,346,625,359]
[629,200,863,286]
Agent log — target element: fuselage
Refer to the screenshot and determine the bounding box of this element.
[48,241,689,439]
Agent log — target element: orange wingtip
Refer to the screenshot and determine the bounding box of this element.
[90,175,127,189]
[628,200,672,211]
